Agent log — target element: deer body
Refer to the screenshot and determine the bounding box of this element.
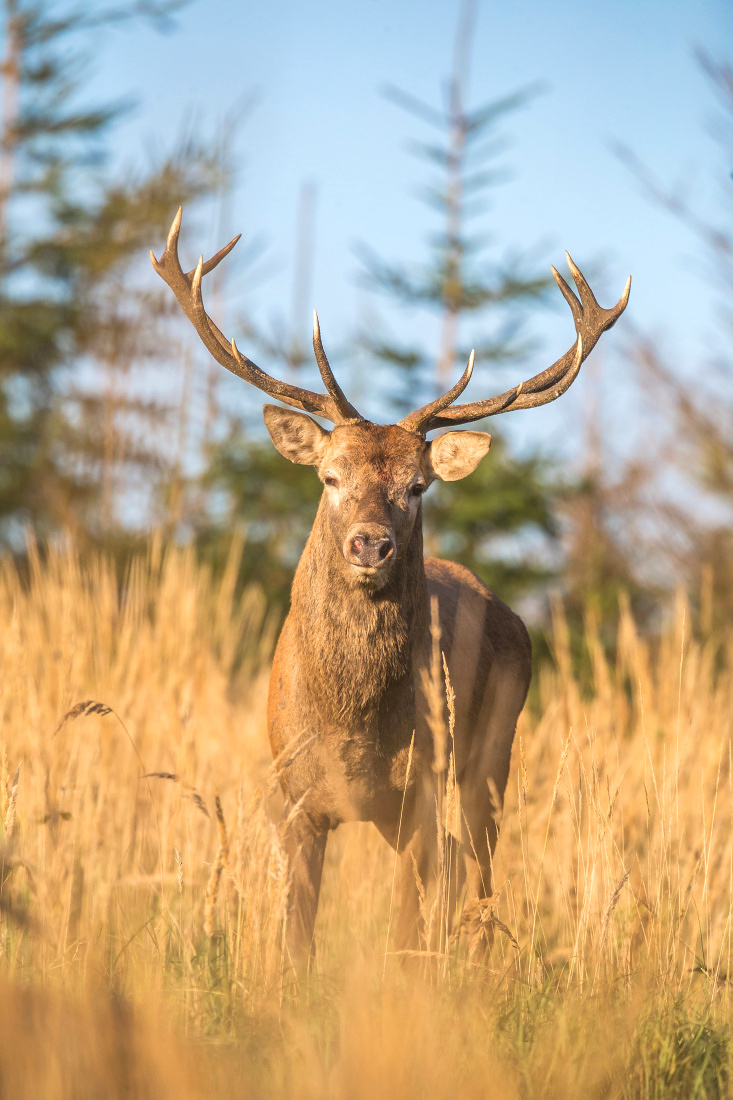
[151,209,630,966]
[263,416,532,959]
[271,545,531,958]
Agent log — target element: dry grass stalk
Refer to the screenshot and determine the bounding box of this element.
[411,851,427,924]
[442,654,460,840]
[3,763,20,839]
[142,772,210,819]
[518,735,528,811]
[597,868,630,957]
[0,745,8,824]
[422,596,447,775]
[383,731,415,975]
[174,847,183,896]
[204,791,229,937]
[441,651,456,742]
[54,700,112,735]
[444,751,457,839]
[456,894,519,952]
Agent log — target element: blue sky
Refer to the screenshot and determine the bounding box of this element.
[90,0,730,458]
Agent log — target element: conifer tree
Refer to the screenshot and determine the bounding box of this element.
[0,0,225,544]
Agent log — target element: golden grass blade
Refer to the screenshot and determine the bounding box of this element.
[383,730,415,978]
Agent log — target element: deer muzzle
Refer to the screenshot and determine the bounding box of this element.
[344,524,396,571]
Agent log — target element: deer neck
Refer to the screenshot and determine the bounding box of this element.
[290,499,428,722]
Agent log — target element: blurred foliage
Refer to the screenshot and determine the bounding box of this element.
[0,0,226,547]
[200,428,323,601]
[423,435,560,606]
[612,51,733,639]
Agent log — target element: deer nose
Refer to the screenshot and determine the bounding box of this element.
[344,525,396,569]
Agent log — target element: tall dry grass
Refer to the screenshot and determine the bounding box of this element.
[1,537,732,1097]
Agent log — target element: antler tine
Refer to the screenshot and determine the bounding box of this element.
[165,204,182,252]
[551,263,582,330]
[155,205,241,285]
[200,233,241,278]
[404,258,630,433]
[151,207,362,424]
[566,252,630,323]
[398,350,475,435]
[312,311,362,421]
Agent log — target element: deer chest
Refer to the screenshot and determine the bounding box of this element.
[277,704,424,827]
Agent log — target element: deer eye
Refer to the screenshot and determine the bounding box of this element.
[324,474,339,488]
[410,482,426,497]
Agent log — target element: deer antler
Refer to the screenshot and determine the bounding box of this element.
[399,255,630,435]
[151,207,362,424]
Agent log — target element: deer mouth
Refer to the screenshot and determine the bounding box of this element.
[349,562,393,590]
[348,554,396,589]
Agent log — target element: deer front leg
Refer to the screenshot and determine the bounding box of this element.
[376,805,433,958]
[394,826,431,954]
[456,793,501,961]
[283,809,328,974]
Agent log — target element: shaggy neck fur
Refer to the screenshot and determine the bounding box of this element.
[291,496,428,724]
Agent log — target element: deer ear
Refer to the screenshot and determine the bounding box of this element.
[263,405,331,466]
[428,430,492,482]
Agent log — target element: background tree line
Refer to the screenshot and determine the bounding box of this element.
[0,0,729,655]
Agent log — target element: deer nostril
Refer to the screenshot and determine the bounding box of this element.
[346,529,396,568]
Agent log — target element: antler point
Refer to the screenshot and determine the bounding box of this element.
[166,207,183,252]
[565,253,583,281]
[191,254,203,296]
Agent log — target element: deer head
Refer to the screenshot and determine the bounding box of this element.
[151,208,630,587]
[262,410,491,588]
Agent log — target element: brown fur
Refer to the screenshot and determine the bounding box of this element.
[265,417,532,968]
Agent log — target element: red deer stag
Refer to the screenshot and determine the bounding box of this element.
[152,208,630,966]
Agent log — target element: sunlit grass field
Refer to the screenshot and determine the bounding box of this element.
[1,537,732,1098]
